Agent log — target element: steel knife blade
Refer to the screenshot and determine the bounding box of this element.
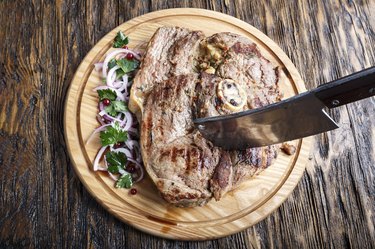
[194,66,375,150]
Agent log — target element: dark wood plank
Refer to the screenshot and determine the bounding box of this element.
[0,0,373,248]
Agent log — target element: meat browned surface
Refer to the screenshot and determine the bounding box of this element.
[130,27,281,207]
[129,27,204,118]
[141,74,221,207]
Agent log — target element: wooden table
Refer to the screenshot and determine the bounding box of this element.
[0,1,374,248]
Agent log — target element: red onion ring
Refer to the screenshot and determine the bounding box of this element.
[86,124,111,145]
[90,44,145,186]
[102,49,141,77]
[93,145,109,171]
[112,147,133,159]
[94,62,103,71]
[127,158,144,183]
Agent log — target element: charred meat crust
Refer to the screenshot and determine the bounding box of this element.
[129,27,204,118]
[135,27,281,207]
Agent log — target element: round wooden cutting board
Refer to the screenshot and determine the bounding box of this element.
[64,8,312,240]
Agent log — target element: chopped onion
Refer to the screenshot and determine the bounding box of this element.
[122,111,133,130]
[97,114,106,126]
[108,172,119,181]
[102,49,141,77]
[88,43,144,186]
[94,62,103,71]
[86,124,111,145]
[112,147,133,159]
[128,158,144,183]
[127,127,138,136]
[106,65,120,87]
[125,139,139,150]
[93,145,109,171]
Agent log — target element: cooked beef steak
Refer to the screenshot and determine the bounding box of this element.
[129,27,204,119]
[141,74,221,207]
[130,27,281,207]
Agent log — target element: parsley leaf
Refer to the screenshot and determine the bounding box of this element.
[97,89,117,101]
[116,58,140,74]
[112,100,127,111]
[108,58,117,69]
[106,151,127,173]
[107,58,126,79]
[104,105,116,117]
[100,122,127,146]
[106,58,139,80]
[113,31,129,48]
[104,100,127,116]
[115,173,133,188]
[115,68,126,79]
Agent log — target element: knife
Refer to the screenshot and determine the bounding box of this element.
[194,66,375,150]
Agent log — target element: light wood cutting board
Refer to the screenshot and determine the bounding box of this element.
[64,8,312,240]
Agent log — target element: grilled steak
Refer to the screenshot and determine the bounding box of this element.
[129,27,204,119]
[130,27,281,207]
[141,74,221,207]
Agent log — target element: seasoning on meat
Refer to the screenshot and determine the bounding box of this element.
[281,143,296,155]
[129,27,282,207]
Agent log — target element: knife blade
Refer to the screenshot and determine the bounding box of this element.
[194,66,375,150]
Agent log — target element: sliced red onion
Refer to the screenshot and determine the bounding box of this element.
[93,145,109,171]
[94,62,104,71]
[104,156,120,181]
[133,50,143,57]
[128,158,144,183]
[97,114,106,125]
[102,50,125,77]
[102,49,141,77]
[122,74,129,86]
[122,111,133,130]
[99,101,104,111]
[106,65,120,87]
[127,128,139,137]
[98,110,123,123]
[108,172,119,181]
[93,44,145,185]
[112,147,133,159]
[125,139,139,150]
[114,81,127,93]
[98,109,107,116]
[102,113,123,123]
[86,124,111,145]
[135,148,142,163]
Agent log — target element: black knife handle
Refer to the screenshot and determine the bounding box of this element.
[313,66,375,108]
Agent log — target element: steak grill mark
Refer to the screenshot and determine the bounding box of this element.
[129,27,281,207]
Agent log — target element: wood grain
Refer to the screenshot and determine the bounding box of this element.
[0,0,374,248]
[64,8,310,240]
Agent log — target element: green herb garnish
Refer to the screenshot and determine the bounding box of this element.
[113,31,129,48]
[97,89,117,101]
[106,151,127,173]
[100,122,127,146]
[104,100,127,116]
[116,58,140,74]
[108,58,117,69]
[106,58,139,80]
[105,151,133,188]
[116,173,133,188]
